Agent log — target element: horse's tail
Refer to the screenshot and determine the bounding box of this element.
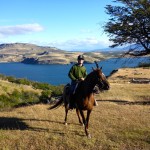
[48,96,64,110]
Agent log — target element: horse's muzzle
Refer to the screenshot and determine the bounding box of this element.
[105,85,110,90]
[103,83,110,90]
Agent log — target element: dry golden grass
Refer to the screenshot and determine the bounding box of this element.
[97,68,150,102]
[0,68,150,150]
[0,79,41,95]
[0,104,149,150]
[96,81,150,102]
[109,68,150,82]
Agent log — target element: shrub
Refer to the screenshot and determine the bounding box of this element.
[50,85,64,96]
[0,90,40,110]
[6,76,16,82]
[138,62,150,67]
[40,90,52,103]
[20,91,39,104]
[32,82,51,90]
[0,94,12,109]
[15,78,31,85]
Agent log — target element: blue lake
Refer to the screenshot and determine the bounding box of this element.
[0,57,149,85]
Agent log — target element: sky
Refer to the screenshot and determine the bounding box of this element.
[0,0,114,51]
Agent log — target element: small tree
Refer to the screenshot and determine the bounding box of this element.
[104,0,150,55]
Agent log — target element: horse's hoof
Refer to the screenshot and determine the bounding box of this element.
[64,122,68,126]
[79,122,84,126]
[87,134,91,139]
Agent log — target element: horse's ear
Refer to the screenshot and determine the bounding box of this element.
[100,66,102,70]
[94,61,99,68]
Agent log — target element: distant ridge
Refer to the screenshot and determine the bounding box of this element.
[0,43,64,53]
[92,46,128,52]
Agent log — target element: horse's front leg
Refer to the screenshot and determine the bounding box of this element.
[79,109,86,125]
[79,109,90,137]
[76,108,83,125]
[85,110,92,138]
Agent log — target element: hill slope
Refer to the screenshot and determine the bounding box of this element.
[0,43,123,64]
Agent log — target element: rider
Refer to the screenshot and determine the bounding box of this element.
[68,55,87,109]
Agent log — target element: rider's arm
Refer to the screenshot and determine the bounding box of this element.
[82,66,87,79]
[68,66,77,81]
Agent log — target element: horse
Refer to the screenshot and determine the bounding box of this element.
[49,62,110,138]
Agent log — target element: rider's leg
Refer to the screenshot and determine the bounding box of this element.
[69,81,77,109]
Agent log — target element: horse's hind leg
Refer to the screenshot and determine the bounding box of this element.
[76,109,83,125]
[64,106,69,125]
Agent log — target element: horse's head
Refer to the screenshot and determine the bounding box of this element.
[91,61,110,91]
[93,68,110,91]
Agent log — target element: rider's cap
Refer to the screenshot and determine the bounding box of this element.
[77,55,84,60]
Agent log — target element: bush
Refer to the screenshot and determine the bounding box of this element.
[40,90,52,103]
[50,85,64,96]
[6,76,16,82]
[15,78,31,85]
[0,74,7,80]
[20,91,39,104]
[138,62,150,67]
[32,82,51,90]
[0,94,12,109]
[0,90,40,110]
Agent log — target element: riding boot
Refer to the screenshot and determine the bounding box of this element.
[94,99,98,106]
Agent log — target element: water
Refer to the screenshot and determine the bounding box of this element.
[0,57,149,85]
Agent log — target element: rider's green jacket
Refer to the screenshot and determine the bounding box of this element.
[68,63,87,81]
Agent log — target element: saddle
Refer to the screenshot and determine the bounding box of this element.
[65,83,71,95]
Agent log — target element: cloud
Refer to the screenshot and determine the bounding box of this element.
[47,37,111,51]
[0,23,44,37]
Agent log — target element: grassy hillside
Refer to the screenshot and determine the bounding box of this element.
[0,68,150,150]
[97,67,150,102]
[0,75,64,110]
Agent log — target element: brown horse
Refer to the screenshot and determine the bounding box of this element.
[49,63,110,138]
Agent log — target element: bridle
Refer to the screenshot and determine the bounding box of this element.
[94,61,109,90]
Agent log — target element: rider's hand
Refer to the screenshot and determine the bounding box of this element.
[80,78,85,81]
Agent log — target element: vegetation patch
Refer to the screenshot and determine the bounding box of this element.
[138,62,150,67]
[0,74,64,110]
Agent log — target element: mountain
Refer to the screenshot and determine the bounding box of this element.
[0,43,124,64]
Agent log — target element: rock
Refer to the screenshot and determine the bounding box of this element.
[130,78,150,84]
[21,58,39,64]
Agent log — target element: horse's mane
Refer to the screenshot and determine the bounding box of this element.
[76,69,101,94]
[85,68,101,81]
